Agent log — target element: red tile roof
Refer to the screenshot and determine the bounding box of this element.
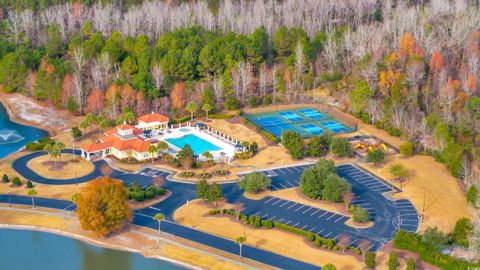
[138,112,169,123]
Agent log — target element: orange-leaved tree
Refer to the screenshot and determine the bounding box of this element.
[77,176,132,237]
[170,81,187,114]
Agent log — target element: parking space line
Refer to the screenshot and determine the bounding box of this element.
[253,211,261,216]
[309,227,317,232]
[287,181,295,187]
[293,222,300,227]
[264,197,276,203]
[261,214,269,219]
[278,169,287,175]
[149,206,161,211]
[318,212,329,218]
[326,213,336,220]
[301,225,308,230]
[285,220,291,225]
[324,232,332,237]
[294,205,305,212]
[317,229,325,235]
[279,183,288,189]
[302,207,312,214]
[271,199,282,205]
[334,216,345,223]
[270,216,277,220]
[310,209,321,216]
[279,201,291,207]
[287,202,298,209]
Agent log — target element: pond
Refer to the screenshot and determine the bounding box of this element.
[0,229,187,270]
[0,103,48,159]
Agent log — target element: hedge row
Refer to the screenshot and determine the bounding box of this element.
[170,115,191,124]
[209,208,344,250]
[25,137,54,151]
[208,113,237,119]
[128,185,165,202]
[394,230,480,270]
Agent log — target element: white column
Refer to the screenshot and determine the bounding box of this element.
[86,152,91,161]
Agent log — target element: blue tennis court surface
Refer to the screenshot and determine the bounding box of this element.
[297,108,327,120]
[277,111,305,123]
[246,108,353,139]
[321,120,351,134]
[298,123,323,135]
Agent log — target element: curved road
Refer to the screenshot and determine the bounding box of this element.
[8,150,420,268]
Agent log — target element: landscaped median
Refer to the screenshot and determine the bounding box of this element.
[208,208,365,256]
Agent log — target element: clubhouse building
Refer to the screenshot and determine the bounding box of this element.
[80,112,169,161]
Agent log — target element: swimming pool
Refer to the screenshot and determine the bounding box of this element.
[166,134,222,155]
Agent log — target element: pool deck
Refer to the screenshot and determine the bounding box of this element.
[152,126,236,160]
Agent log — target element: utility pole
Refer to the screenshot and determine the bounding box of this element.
[243,221,246,239]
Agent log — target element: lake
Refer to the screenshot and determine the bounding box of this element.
[0,229,187,270]
[0,103,48,159]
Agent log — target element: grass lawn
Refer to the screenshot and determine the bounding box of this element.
[27,153,95,180]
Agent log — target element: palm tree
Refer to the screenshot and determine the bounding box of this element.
[79,120,89,133]
[28,189,37,208]
[153,213,165,232]
[202,151,213,161]
[84,113,95,133]
[202,103,213,120]
[99,120,109,132]
[148,144,158,163]
[235,236,246,257]
[51,147,61,166]
[157,141,169,154]
[186,101,198,120]
[55,141,66,162]
[43,144,53,161]
[123,111,135,124]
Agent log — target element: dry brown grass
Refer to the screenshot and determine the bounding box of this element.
[359,154,472,233]
[174,199,367,269]
[27,154,95,179]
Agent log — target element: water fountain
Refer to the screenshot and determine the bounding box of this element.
[0,129,25,145]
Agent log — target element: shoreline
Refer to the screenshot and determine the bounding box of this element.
[0,223,201,270]
[0,93,54,136]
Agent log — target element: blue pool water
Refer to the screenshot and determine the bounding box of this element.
[0,103,48,159]
[166,134,222,155]
[0,229,185,270]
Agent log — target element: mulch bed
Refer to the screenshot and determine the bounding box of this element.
[41,160,68,171]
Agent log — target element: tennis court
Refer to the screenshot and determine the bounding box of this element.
[245,108,353,139]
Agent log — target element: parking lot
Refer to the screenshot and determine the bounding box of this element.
[242,196,350,240]
[236,163,419,250]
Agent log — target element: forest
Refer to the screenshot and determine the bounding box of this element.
[0,0,479,186]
